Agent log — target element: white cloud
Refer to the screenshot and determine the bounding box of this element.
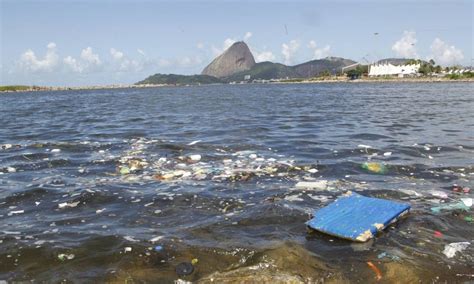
[244,32,252,41]
[18,42,59,72]
[196,42,205,49]
[177,56,203,67]
[109,48,144,72]
[429,38,464,66]
[63,56,83,73]
[80,47,101,66]
[281,40,300,65]
[307,40,331,59]
[110,48,124,60]
[64,47,102,73]
[392,31,418,58]
[254,50,275,62]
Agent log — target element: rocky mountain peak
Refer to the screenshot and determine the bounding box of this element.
[201,41,256,78]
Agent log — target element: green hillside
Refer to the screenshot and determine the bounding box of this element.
[136,74,222,85]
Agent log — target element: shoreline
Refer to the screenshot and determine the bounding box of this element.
[1,77,473,93]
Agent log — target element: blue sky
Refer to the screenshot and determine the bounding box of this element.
[1,0,472,86]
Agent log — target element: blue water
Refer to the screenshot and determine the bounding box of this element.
[0,82,473,282]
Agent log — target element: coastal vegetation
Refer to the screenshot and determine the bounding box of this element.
[136,74,223,85]
[0,85,35,92]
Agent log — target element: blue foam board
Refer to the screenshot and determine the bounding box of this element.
[306,191,410,242]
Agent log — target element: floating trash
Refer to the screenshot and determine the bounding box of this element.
[58,253,75,261]
[295,180,329,190]
[175,262,194,276]
[367,261,382,280]
[361,162,388,174]
[443,242,470,258]
[431,198,472,213]
[58,201,80,209]
[306,191,410,242]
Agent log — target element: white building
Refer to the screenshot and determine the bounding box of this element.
[369,63,420,77]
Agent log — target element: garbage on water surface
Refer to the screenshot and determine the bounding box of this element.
[58,253,75,261]
[175,262,194,276]
[367,261,382,280]
[377,252,401,261]
[295,180,329,190]
[306,191,410,242]
[187,154,201,162]
[431,198,472,213]
[442,242,470,258]
[452,184,470,193]
[361,162,388,174]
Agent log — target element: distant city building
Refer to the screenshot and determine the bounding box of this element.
[368,63,420,77]
[244,75,251,80]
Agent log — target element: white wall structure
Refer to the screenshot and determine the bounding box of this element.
[368,63,420,77]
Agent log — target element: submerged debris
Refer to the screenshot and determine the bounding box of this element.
[176,262,194,276]
[58,253,75,261]
[362,162,388,174]
[367,261,382,280]
[443,242,470,258]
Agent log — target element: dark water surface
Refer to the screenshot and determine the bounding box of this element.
[0,83,473,283]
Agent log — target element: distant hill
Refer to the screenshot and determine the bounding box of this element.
[201,41,256,78]
[136,74,222,85]
[293,57,357,77]
[224,61,297,82]
[137,41,358,85]
[223,57,356,82]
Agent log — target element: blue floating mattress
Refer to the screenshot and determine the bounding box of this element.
[306,191,410,242]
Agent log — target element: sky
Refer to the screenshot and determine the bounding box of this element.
[1,0,472,86]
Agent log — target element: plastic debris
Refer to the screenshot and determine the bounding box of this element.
[306,191,410,242]
[377,252,401,261]
[51,149,61,153]
[429,190,448,199]
[361,162,388,174]
[1,144,13,150]
[188,154,201,162]
[58,201,80,209]
[8,210,24,216]
[367,261,382,280]
[358,144,373,149]
[120,166,130,175]
[433,231,443,238]
[150,236,164,243]
[295,180,328,190]
[124,247,132,253]
[58,253,75,261]
[191,258,198,265]
[154,245,164,252]
[453,184,470,193]
[383,152,392,157]
[6,167,16,173]
[431,198,472,213]
[442,242,469,258]
[176,262,194,276]
[96,208,106,214]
